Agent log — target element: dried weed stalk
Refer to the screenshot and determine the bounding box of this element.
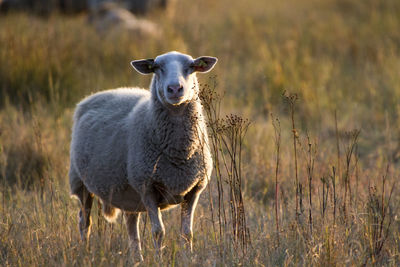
[200,77,251,256]
[283,91,300,223]
[271,114,281,245]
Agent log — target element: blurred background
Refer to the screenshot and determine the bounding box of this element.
[1,0,400,265]
[1,0,399,149]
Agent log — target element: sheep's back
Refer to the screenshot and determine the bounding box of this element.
[73,88,149,121]
[70,88,150,198]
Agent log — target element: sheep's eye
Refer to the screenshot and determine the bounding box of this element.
[153,64,165,74]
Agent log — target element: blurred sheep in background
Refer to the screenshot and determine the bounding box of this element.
[0,0,171,16]
[88,2,161,37]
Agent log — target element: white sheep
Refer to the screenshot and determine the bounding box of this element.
[88,2,161,37]
[69,51,217,260]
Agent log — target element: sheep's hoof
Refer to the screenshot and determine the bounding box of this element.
[128,253,143,267]
[155,247,165,261]
[133,253,144,263]
[181,240,193,253]
[129,242,144,262]
[181,232,193,250]
[79,228,91,243]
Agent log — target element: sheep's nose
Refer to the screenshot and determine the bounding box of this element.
[167,84,183,96]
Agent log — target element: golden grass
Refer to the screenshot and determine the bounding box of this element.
[1,0,400,265]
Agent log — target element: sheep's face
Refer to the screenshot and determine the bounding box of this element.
[131,51,217,106]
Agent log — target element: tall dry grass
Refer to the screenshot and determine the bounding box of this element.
[1,0,400,265]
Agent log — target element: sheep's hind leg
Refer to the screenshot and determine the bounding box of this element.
[76,184,94,242]
[124,212,144,262]
[181,184,205,252]
[142,188,165,256]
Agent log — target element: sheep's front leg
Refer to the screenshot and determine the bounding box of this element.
[181,184,205,252]
[142,189,165,254]
[124,212,143,262]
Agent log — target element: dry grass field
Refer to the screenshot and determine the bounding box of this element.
[1,0,400,265]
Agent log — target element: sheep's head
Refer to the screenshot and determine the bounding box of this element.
[131,51,217,106]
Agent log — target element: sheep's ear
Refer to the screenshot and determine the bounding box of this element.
[192,56,218,73]
[130,59,155,75]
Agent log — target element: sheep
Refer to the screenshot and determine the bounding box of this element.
[88,2,161,37]
[69,51,217,260]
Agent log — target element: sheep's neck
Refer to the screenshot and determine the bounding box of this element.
[151,98,205,162]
